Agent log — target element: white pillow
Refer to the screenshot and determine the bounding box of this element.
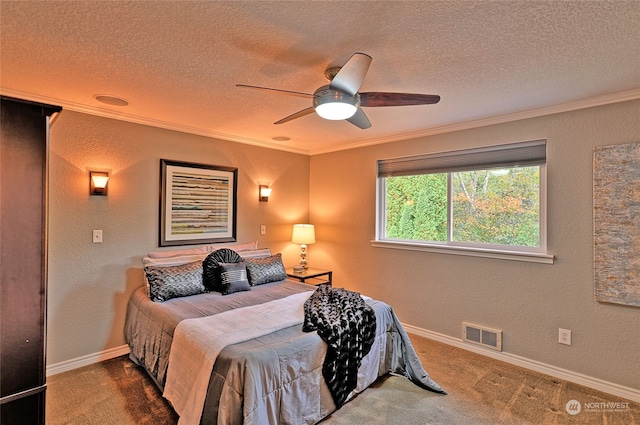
[226,240,259,252]
[147,240,258,259]
[142,254,208,266]
[239,248,272,260]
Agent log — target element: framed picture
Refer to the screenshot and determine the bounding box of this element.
[160,159,237,246]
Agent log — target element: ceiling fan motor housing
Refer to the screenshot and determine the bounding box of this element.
[313,85,360,120]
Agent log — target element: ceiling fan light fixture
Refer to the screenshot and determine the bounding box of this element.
[313,87,359,120]
[315,101,357,120]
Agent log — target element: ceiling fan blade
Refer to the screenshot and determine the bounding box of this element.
[236,84,314,99]
[274,107,316,125]
[329,52,372,96]
[346,108,372,129]
[359,92,441,107]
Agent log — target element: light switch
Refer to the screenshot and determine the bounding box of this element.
[92,230,103,243]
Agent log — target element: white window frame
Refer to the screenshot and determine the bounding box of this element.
[373,141,554,264]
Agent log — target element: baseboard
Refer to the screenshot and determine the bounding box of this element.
[403,324,640,403]
[46,345,130,377]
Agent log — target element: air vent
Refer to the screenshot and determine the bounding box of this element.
[463,322,502,351]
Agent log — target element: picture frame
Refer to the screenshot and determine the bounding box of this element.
[160,159,237,247]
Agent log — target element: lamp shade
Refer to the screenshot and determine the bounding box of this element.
[292,224,315,245]
[259,185,272,202]
[92,174,109,189]
[90,171,109,195]
[260,186,272,197]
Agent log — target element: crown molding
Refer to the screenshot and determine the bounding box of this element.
[311,88,640,155]
[3,87,638,157]
[0,88,311,155]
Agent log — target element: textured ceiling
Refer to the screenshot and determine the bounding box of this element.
[1,1,639,155]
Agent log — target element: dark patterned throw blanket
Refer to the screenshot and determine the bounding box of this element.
[302,285,377,408]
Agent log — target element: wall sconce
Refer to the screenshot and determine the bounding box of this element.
[90,171,109,196]
[259,185,272,202]
[292,224,315,269]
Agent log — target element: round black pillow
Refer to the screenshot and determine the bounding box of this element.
[203,248,242,291]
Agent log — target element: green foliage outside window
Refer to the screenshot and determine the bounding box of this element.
[384,166,540,247]
[385,174,447,241]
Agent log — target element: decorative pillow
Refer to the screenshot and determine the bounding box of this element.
[245,253,287,286]
[141,254,209,297]
[203,248,243,291]
[144,261,205,302]
[218,262,251,295]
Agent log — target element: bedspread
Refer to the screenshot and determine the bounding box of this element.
[125,280,445,425]
[125,280,313,389]
[165,291,313,425]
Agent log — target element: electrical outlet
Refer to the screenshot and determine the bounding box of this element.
[260,225,266,235]
[559,328,571,345]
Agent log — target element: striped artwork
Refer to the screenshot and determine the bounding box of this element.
[170,171,230,235]
[160,160,237,246]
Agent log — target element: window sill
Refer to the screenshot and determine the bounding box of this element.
[371,240,555,264]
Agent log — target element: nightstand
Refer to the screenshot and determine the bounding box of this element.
[286,267,332,287]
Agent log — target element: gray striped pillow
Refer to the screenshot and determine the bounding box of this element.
[219,262,251,295]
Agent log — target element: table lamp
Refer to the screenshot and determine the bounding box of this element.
[292,224,315,269]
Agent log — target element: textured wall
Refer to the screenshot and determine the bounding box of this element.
[47,111,309,365]
[309,99,640,390]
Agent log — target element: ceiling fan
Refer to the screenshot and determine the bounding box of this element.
[236,52,440,129]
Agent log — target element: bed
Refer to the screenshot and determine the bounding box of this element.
[124,245,444,425]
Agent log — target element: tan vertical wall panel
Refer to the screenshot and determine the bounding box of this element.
[593,142,640,307]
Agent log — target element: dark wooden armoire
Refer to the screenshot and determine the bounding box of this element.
[0,96,61,424]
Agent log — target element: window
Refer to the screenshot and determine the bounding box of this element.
[375,140,553,263]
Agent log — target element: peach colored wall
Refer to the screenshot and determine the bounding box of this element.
[309,99,640,390]
[47,111,309,365]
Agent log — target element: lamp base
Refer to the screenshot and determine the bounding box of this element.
[299,244,308,269]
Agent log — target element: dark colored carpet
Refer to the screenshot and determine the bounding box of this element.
[47,335,639,424]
